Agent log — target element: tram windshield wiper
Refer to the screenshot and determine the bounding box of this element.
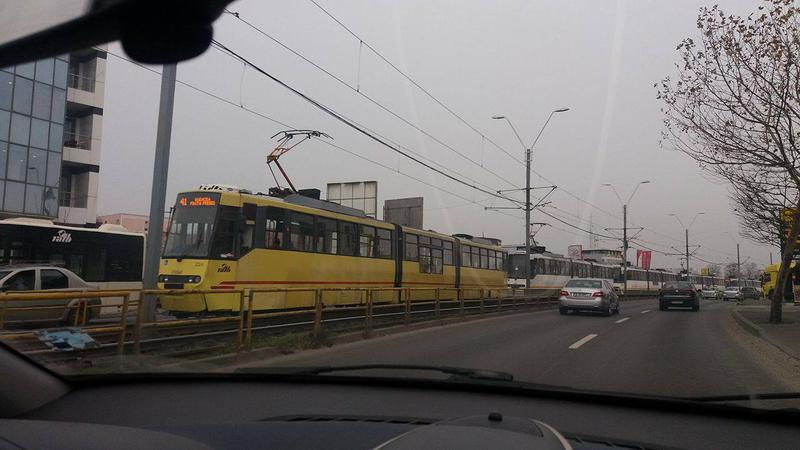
[235,364,515,382]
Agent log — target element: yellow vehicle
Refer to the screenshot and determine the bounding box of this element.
[158,185,507,313]
[762,262,796,300]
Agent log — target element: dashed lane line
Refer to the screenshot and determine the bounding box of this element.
[568,334,598,350]
[615,317,630,323]
[641,310,651,314]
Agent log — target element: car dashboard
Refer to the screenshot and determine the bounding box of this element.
[7,376,799,450]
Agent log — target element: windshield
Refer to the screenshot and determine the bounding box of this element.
[162,195,220,259]
[0,270,11,281]
[564,279,602,289]
[1,0,798,412]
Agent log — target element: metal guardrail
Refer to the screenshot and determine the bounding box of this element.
[0,287,656,362]
[0,287,554,357]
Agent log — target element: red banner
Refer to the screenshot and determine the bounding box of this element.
[641,250,652,270]
[636,249,642,267]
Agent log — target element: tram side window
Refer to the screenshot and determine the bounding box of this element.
[240,203,257,255]
[431,248,443,274]
[405,234,418,261]
[478,248,488,269]
[211,206,240,259]
[338,221,357,256]
[315,217,338,254]
[461,245,471,268]
[360,226,376,257]
[264,207,286,250]
[288,212,315,252]
[419,246,432,273]
[472,247,480,269]
[443,241,454,265]
[376,228,392,259]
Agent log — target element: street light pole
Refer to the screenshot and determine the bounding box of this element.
[492,108,569,290]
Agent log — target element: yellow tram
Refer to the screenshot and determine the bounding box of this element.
[158,185,507,313]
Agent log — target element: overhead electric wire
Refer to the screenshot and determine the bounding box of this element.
[105,49,525,224]
[222,9,520,191]
[306,0,526,167]
[209,39,527,210]
[108,48,705,259]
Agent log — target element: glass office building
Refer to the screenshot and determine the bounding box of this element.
[0,56,68,218]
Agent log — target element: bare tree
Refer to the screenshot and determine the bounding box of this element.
[742,261,761,279]
[725,262,739,278]
[657,0,800,322]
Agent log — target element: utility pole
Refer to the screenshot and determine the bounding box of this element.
[685,228,690,275]
[143,64,177,321]
[737,243,741,280]
[525,147,532,290]
[601,181,650,293]
[668,212,704,279]
[623,204,628,292]
[491,108,569,290]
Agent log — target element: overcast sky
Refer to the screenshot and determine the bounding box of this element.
[97,0,772,271]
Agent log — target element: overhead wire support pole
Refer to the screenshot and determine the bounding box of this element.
[143,63,177,322]
[491,110,569,291]
[601,181,651,293]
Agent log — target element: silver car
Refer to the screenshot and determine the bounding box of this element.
[0,266,98,326]
[722,287,742,302]
[559,278,620,316]
[700,287,720,300]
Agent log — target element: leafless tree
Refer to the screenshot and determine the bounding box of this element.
[657,0,800,322]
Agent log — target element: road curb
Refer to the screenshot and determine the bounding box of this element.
[731,309,800,362]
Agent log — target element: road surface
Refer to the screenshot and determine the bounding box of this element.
[239,298,800,398]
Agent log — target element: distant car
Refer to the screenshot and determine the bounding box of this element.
[559,278,620,316]
[0,266,98,325]
[740,286,760,300]
[659,281,699,311]
[700,286,722,299]
[722,287,742,302]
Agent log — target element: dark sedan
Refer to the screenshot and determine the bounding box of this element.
[659,281,699,311]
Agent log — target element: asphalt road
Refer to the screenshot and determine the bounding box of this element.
[239,298,796,398]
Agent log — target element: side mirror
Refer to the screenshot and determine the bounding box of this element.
[0,285,8,293]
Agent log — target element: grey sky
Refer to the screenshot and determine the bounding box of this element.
[97,0,770,271]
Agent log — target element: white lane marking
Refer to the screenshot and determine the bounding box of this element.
[568,334,598,350]
[615,317,629,323]
[641,310,651,314]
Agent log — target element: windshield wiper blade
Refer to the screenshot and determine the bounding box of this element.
[685,392,800,402]
[236,364,514,382]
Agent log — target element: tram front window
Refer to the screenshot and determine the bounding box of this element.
[163,205,219,259]
[507,254,529,279]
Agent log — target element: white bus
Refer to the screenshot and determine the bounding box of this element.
[0,218,144,314]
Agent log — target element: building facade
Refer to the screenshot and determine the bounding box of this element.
[0,56,67,218]
[0,47,106,226]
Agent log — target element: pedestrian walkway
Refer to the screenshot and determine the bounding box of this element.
[733,303,800,361]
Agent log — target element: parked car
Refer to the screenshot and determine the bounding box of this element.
[659,281,699,311]
[559,278,620,316]
[0,266,98,326]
